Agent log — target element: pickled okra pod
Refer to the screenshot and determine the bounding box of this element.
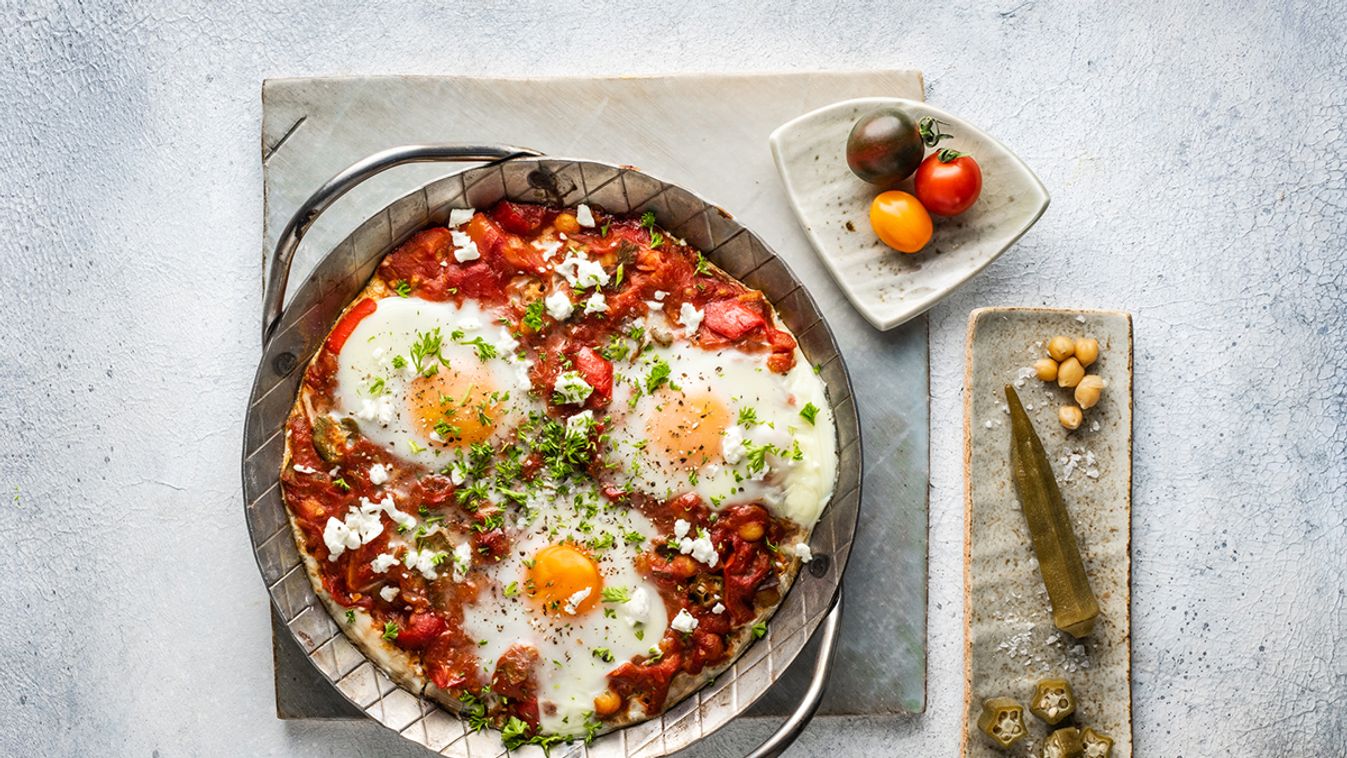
[1081,728,1114,758]
[1005,385,1100,637]
[1030,677,1077,725]
[1041,726,1084,758]
[976,696,1027,748]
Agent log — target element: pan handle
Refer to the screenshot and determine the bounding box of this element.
[262,143,542,344]
[744,588,843,758]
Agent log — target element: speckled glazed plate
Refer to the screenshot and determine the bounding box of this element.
[962,307,1132,757]
[770,98,1049,331]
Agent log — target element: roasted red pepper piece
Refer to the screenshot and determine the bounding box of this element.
[325,298,377,354]
[571,345,614,405]
[394,611,447,649]
[490,200,548,235]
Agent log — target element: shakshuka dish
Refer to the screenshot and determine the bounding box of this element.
[279,199,838,748]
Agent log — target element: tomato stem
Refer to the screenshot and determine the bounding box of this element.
[918,117,955,147]
[937,148,967,163]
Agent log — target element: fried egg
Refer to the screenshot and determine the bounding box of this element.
[459,477,667,734]
[604,328,837,526]
[333,297,534,465]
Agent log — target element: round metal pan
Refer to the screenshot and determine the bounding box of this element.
[241,145,862,757]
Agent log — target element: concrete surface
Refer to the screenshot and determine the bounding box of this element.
[1,1,1343,756]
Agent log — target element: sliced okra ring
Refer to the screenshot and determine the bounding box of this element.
[1030,677,1077,725]
[976,696,1027,749]
[1081,727,1114,758]
[1041,726,1084,758]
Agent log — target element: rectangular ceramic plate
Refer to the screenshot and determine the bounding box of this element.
[261,71,931,719]
[962,307,1132,757]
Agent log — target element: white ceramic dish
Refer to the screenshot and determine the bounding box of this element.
[769,97,1050,331]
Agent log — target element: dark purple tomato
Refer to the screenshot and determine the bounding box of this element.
[846,107,925,185]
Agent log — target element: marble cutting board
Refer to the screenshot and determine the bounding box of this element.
[259,71,931,720]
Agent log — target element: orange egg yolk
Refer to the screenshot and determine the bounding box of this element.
[407,362,499,447]
[646,391,730,469]
[527,544,602,616]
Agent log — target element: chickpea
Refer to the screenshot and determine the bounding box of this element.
[1075,375,1106,410]
[593,689,623,717]
[554,213,580,234]
[1056,357,1085,389]
[738,521,765,542]
[1059,405,1083,430]
[1074,337,1100,367]
[1047,335,1075,362]
[1033,358,1059,382]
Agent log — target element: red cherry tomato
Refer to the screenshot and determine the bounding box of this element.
[914,150,983,217]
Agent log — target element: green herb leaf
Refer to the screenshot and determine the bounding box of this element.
[344,610,355,624]
[799,402,819,425]
[523,299,545,331]
[504,581,520,598]
[382,621,400,641]
[601,586,631,603]
[393,279,412,298]
[752,622,767,639]
[592,647,615,662]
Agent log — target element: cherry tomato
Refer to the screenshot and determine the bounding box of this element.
[846,108,925,185]
[868,191,933,254]
[914,150,983,216]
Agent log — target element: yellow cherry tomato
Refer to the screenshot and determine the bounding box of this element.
[869,191,933,253]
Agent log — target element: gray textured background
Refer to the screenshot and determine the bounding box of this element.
[1,1,1344,756]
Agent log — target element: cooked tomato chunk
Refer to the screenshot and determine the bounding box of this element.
[570,345,614,405]
[702,299,766,340]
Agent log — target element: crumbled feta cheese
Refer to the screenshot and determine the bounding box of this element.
[794,542,814,562]
[721,425,747,465]
[322,506,384,561]
[575,203,596,227]
[534,238,563,260]
[678,302,704,333]
[362,495,415,532]
[653,291,667,301]
[566,410,595,436]
[447,463,467,486]
[354,397,395,425]
[584,291,607,315]
[670,608,699,633]
[451,229,480,262]
[452,542,472,582]
[379,585,399,602]
[429,430,445,443]
[370,553,399,573]
[555,253,610,289]
[674,519,691,539]
[448,208,475,227]
[553,371,593,404]
[292,463,317,474]
[402,547,443,580]
[711,602,726,615]
[623,587,651,626]
[644,300,663,311]
[368,463,390,485]
[563,586,592,615]
[680,529,719,567]
[545,289,574,320]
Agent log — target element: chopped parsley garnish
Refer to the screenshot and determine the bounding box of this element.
[799,402,820,425]
[646,646,664,663]
[458,691,489,733]
[623,530,646,546]
[503,581,520,598]
[600,221,610,237]
[391,355,407,370]
[737,407,760,427]
[331,477,351,492]
[601,586,631,603]
[601,333,630,362]
[640,210,656,229]
[613,262,625,288]
[473,511,504,532]
[743,440,777,475]
[695,251,711,275]
[500,716,530,748]
[407,439,425,455]
[588,532,615,550]
[752,622,768,639]
[344,610,355,624]
[649,230,664,248]
[381,621,400,641]
[456,334,498,361]
[393,279,412,298]
[591,647,615,663]
[523,299,545,331]
[409,328,449,377]
[645,357,673,393]
[367,377,385,396]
